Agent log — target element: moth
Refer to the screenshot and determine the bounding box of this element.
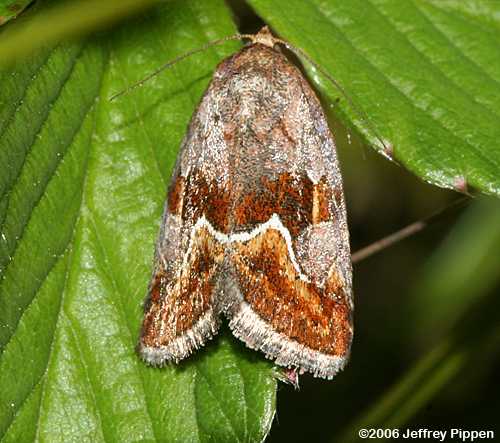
[137,27,353,379]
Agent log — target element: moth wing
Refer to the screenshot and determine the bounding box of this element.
[217,43,353,379]
[224,214,352,379]
[138,80,232,365]
[138,185,225,365]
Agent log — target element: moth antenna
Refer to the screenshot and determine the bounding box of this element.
[274,38,390,153]
[111,27,390,155]
[110,33,256,101]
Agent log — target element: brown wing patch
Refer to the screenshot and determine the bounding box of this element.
[228,228,352,357]
[232,172,335,237]
[233,172,312,237]
[181,169,231,233]
[312,176,333,224]
[140,226,224,349]
[168,174,185,215]
[173,170,334,237]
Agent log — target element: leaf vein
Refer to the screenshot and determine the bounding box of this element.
[412,0,500,95]
[33,246,74,442]
[0,45,84,204]
[195,364,242,443]
[0,106,95,290]
[398,0,500,120]
[110,49,167,189]
[308,0,500,175]
[87,212,159,443]
[65,316,108,442]
[0,50,52,142]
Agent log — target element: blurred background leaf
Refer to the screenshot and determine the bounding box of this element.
[1,0,500,442]
[0,0,32,26]
[337,198,500,442]
[0,0,159,63]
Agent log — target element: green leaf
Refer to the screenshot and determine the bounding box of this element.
[247,0,500,197]
[0,1,276,442]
